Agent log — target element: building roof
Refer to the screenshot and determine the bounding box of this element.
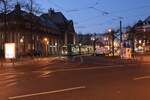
[40,9,67,25]
[40,14,58,30]
[40,9,75,33]
[0,4,76,35]
[144,16,150,22]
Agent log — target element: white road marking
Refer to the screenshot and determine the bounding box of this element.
[0,72,24,76]
[0,73,15,76]
[134,75,150,80]
[32,65,125,74]
[8,86,86,100]
[6,82,17,87]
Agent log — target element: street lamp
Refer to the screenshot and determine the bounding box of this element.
[108,28,112,33]
[43,37,49,56]
[20,36,24,43]
[91,36,96,56]
[108,28,115,56]
[44,38,48,42]
[139,40,142,44]
[79,43,82,55]
[20,38,24,43]
[55,43,58,46]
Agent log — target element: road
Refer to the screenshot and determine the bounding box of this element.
[0,57,150,100]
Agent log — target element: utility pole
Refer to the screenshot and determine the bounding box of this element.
[120,19,123,58]
[120,20,122,44]
[108,29,115,56]
[112,31,115,57]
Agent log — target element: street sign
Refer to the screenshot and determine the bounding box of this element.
[5,43,16,59]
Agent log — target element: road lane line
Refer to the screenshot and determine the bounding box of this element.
[8,86,86,100]
[32,65,125,74]
[6,82,17,87]
[134,75,150,80]
[0,72,24,76]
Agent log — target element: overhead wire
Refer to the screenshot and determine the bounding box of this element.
[42,0,150,33]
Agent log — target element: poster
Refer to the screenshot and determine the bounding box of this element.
[5,43,16,59]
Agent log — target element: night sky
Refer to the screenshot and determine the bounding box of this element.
[36,0,150,34]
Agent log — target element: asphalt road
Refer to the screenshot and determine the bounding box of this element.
[0,59,150,100]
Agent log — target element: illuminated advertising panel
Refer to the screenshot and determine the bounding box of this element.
[5,43,16,59]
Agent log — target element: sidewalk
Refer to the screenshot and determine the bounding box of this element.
[69,56,138,66]
[135,54,150,63]
[0,56,67,68]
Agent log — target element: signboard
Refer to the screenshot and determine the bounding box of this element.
[5,43,16,59]
[125,48,132,59]
[122,48,132,59]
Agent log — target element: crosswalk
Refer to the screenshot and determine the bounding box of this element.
[0,71,24,88]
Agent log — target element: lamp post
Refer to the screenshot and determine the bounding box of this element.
[91,36,96,56]
[20,36,25,56]
[55,42,58,56]
[108,28,115,56]
[43,37,49,56]
[79,43,82,55]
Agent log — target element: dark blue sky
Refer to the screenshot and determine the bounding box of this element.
[37,0,150,34]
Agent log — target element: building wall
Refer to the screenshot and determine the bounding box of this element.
[0,29,62,57]
[0,4,77,57]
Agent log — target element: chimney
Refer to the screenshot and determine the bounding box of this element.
[15,3,21,12]
[48,8,55,17]
[14,3,21,16]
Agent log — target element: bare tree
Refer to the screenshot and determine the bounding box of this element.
[0,0,15,58]
[19,0,43,14]
[19,0,43,55]
[0,0,14,13]
[0,0,15,43]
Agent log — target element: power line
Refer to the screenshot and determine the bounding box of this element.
[113,5,150,14]
[43,1,150,33]
[88,6,109,15]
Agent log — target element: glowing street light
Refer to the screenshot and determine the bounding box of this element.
[91,35,96,56]
[55,43,58,46]
[139,40,142,44]
[79,43,82,55]
[20,38,24,43]
[43,37,49,56]
[108,28,112,33]
[44,37,48,42]
[79,43,82,46]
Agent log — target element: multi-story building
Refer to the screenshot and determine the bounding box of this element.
[0,4,76,57]
[131,16,150,52]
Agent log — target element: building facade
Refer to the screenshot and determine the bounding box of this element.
[0,4,76,58]
[129,17,150,52]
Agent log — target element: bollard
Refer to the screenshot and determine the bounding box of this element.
[12,59,15,67]
[1,59,3,67]
[0,59,1,67]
